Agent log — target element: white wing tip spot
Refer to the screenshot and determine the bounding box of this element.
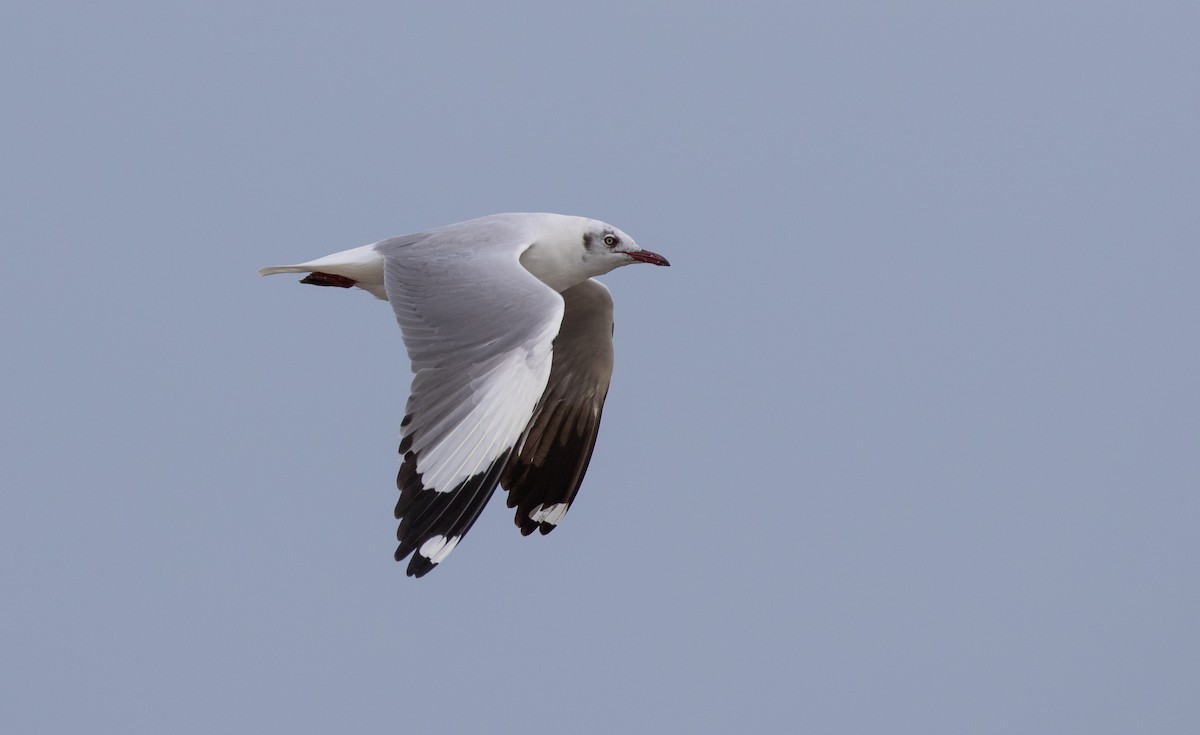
[528,502,569,526]
[417,535,461,564]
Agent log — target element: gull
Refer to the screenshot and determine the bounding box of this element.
[260,213,669,577]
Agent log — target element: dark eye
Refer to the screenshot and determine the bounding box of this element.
[603,234,618,247]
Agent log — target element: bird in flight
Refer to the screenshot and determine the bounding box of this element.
[260,213,669,576]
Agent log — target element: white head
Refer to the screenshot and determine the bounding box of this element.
[578,219,671,271]
[520,214,670,292]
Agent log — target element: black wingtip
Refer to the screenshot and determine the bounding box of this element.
[406,556,436,577]
[393,448,514,578]
[515,514,561,536]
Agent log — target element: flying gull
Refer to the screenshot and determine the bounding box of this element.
[260,213,669,577]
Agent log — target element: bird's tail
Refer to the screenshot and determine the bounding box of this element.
[258,243,389,299]
[258,264,313,276]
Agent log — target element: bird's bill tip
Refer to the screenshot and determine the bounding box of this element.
[628,249,670,267]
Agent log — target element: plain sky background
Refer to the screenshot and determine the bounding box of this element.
[3,2,1197,733]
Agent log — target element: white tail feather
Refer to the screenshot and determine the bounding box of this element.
[258,243,388,300]
[257,265,313,276]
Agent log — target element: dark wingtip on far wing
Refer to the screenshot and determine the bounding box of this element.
[502,402,603,538]
[500,279,614,542]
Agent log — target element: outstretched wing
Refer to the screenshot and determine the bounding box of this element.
[381,219,564,577]
[502,279,615,535]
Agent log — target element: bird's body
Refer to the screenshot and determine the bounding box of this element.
[260,213,668,576]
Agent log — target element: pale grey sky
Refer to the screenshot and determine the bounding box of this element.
[3,2,1197,733]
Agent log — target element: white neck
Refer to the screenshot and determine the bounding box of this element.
[518,215,614,292]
